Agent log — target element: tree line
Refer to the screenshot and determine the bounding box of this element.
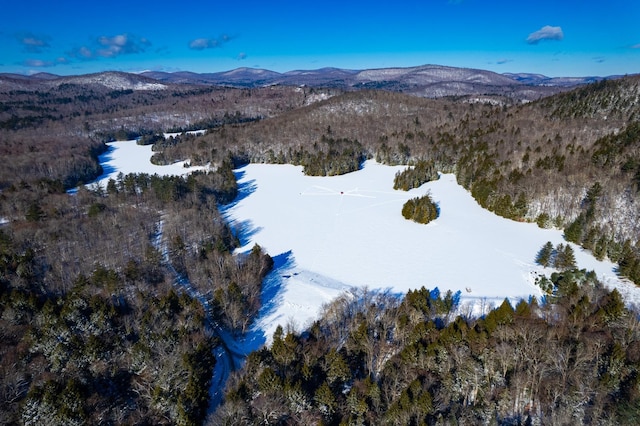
[213,269,638,425]
[148,78,640,285]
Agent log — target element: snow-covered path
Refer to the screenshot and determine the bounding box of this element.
[152,218,262,413]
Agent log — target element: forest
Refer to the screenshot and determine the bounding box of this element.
[1,72,640,424]
[214,275,638,425]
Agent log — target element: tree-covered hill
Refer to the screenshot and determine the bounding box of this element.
[154,75,640,285]
[0,83,285,423]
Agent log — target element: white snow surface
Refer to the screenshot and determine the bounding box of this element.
[89,139,207,189]
[163,130,206,139]
[225,161,639,341]
[92,146,640,346]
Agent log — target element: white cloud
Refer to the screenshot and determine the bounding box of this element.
[21,56,70,69]
[189,38,218,50]
[97,34,150,57]
[69,34,150,60]
[17,32,51,53]
[188,35,233,50]
[21,59,54,67]
[77,46,93,59]
[526,25,564,44]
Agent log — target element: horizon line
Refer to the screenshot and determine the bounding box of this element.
[1,62,627,80]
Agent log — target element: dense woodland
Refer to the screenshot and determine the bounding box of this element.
[1,72,640,424]
[214,275,640,425]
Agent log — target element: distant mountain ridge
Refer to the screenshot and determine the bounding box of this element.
[141,64,611,101]
[0,71,166,92]
[1,64,614,101]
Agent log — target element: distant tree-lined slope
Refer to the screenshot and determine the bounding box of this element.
[0,82,308,191]
[155,75,640,284]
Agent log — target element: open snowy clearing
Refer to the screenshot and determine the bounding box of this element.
[89,138,208,189]
[90,142,639,344]
[226,161,638,341]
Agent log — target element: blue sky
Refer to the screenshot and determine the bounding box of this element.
[1,0,639,77]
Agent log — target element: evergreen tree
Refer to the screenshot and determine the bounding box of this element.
[553,243,577,270]
[25,202,44,222]
[564,214,585,244]
[536,241,555,267]
[315,382,337,417]
[401,194,439,224]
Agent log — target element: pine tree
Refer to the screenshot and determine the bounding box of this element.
[535,241,555,267]
[553,243,577,270]
[315,382,337,417]
[562,244,577,270]
[564,214,585,244]
[25,202,44,222]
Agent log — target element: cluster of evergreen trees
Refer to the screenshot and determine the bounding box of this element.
[0,237,216,425]
[562,178,640,283]
[401,194,440,224]
[535,241,577,271]
[100,159,238,205]
[292,136,366,176]
[393,160,439,191]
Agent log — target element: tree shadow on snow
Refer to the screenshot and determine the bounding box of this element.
[220,169,257,210]
[97,153,117,178]
[84,145,117,187]
[218,170,260,246]
[228,219,262,248]
[236,251,294,349]
[258,250,294,320]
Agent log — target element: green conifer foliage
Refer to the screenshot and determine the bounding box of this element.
[536,241,555,267]
[401,194,439,224]
[393,160,439,191]
[554,243,577,271]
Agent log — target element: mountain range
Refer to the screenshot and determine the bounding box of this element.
[0,64,611,102]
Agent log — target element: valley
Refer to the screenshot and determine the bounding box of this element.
[1,65,640,424]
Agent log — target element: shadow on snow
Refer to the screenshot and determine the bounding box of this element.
[219,169,261,247]
[220,169,257,210]
[257,250,294,322]
[96,146,118,180]
[220,251,295,364]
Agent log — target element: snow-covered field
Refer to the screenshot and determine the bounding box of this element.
[88,139,207,189]
[92,143,639,344]
[226,161,639,340]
